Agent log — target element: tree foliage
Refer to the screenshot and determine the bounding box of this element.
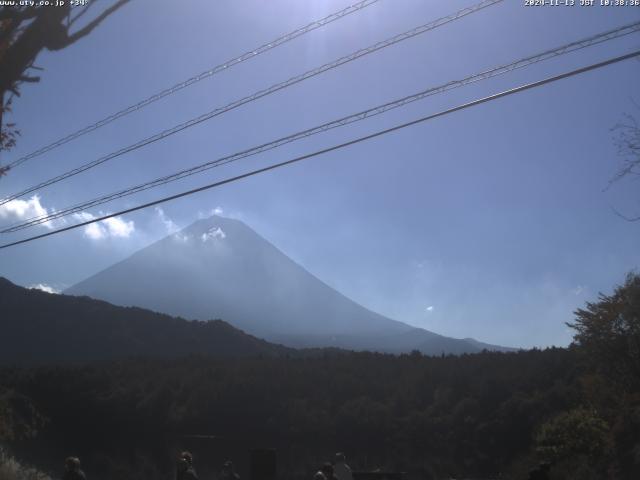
[535,407,611,463]
[0,389,45,443]
[1,349,583,480]
[0,0,130,174]
[0,1,130,98]
[568,272,640,391]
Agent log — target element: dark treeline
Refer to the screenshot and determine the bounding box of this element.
[0,348,634,480]
[1,274,639,480]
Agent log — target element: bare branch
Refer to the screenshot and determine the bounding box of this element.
[18,75,40,83]
[611,205,640,222]
[1,1,127,158]
[608,104,640,190]
[61,0,129,48]
[68,0,99,27]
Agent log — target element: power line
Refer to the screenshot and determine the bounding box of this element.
[1,49,637,251]
[4,20,639,233]
[0,0,504,207]
[3,0,382,171]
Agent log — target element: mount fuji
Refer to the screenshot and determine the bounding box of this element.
[66,215,512,355]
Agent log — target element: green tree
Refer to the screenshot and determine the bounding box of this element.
[0,389,45,442]
[535,408,611,462]
[567,272,640,392]
[535,408,612,480]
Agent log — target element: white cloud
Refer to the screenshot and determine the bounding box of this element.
[572,285,585,296]
[198,206,224,219]
[0,195,54,229]
[201,227,226,242]
[155,207,190,241]
[425,305,434,312]
[73,211,134,240]
[29,283,59,294]
[103,217,134,237]
[73,212,103,239]
[73,212,93,221]
[85,223,104,240]
[155,207,178,234]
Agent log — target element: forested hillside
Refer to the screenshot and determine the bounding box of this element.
[0,274,638,480]
[0,277,291,364]
[3,349,581,480]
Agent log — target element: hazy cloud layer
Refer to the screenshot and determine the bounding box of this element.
[73,212,135,240]
[156,207,179,234]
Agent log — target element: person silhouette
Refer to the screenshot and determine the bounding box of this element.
[176,451,198,480]
[220,460,240,480]
[314,462,336,480]
[62,457,86,480]
[322,462,338,480]
[334,453,353,480]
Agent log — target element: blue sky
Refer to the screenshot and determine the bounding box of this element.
[0,0,638,348]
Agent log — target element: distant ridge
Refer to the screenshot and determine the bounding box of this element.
[0,277,292,365]
[66,215,515,355]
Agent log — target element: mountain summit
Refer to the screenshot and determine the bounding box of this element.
[66,215,511,354]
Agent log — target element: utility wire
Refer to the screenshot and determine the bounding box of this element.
[3,0,382,171]
[1,49,637,251]
[0,0,503,207]
[4,20,639,233]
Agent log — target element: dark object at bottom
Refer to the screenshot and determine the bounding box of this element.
[353,472,404,480]
[250,449,276,480]
[62,469,86,480]
[528,462,551,480]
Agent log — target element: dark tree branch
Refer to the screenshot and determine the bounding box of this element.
[0,7,38,23]
[62,0,129,47]
[19,75,40,83]
[607,105,640,223]
[68,1,99,27]
[611,206,640,222]
[0,0,130,159]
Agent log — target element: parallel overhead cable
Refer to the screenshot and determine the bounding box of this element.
[3,0,382,171]
[1,49,638,250]
[0,0,504,206]
[3,20,639,233]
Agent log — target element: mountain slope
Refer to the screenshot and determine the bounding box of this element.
[66,215,512,354]
[0,277,291,365]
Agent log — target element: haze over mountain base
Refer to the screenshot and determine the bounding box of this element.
[65,215,513,355]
